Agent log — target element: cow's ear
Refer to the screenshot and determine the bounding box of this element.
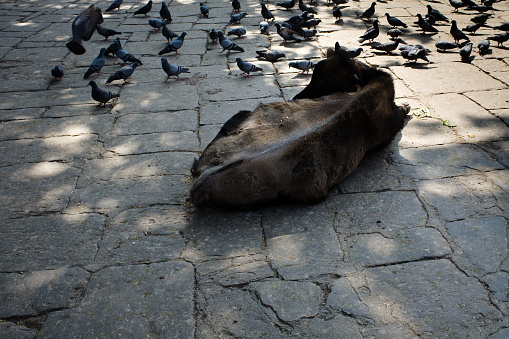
[334,42,341,53]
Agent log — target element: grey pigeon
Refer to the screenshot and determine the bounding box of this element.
[358,19,379,43]
[227,27,247,38]
[289,60,314,74]
[161,58,190,81]
[261,3,274,21]
[449,0,466,11]
[277,0,295,10]
[200,3,209,18]
[487,32,509,47]
[96,25,121,40]
[88,80,119,106]
[115,48,142,65]
[425,14,436,26]
[162,24,178,43]
[236,58,263,76]
[133,0,152,16]
[275,23,302,43]
[435,41,459,52]
[149,19,167,32]
[347,47,363,58]
[256,49,286,62]
[209,29,219,43]
[493,23,509,32]
[471,14,491,24]
[160,2,172,22]
[478,39,491,55]
[66,5,103,55]
[333,7,342,22]
[301,29,317,39]
[305,19,321,29]
[462,22,483,34]
[106,0,123,12]
[385,13,407,28]
[298,0,317,14]
[415,14,438,34]
[359,2,376,20]
[260,21,269,34]
[400,44,430,63]
[106,62,140,83]
[232,0,241,12]
[387,28,404,39]
[450,20,470,43]
[371,38,403,54]
[51,65,64,80]
[459,42,473,62]
[427,5,449,23]
[84,48,106,79]
[217,31,244,53]
[105,37,122,56]
[470,5,493,13]
[461,0,478,7]
[230,13,247,24]
[158,32,186,55]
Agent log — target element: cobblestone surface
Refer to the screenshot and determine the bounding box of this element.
[0,0,508,337]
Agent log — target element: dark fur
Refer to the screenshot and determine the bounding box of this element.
[190,43,408,210]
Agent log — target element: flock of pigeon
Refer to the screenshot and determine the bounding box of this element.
[54,0,508,106]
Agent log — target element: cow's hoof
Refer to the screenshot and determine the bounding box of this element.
[399,102,411,115]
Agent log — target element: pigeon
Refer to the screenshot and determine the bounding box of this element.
[227,27,247,38]
[478,39,491,55]
[347,47,363,58]
[261,4,275,22]
[387,28,405,39]
[106,62,140,83]
[217,31,244,53]
[471,14,491,25]
[462,22,483,34]
[385,13,407,28]
[160,2,172,22]
[400,44,430,63]
[470,5,493,13]
[425,14,436,26]
[301,29,317,39]
[158,32,186,55]
[105,0,123,12]
[88,81,119,106]
[415,14,438,34]
[162,24,178,43]
[304,19,321,29]
[84,48,106,79]
[200,3,209,18]
[289,60,314,74]
[133,0,152,16]
[450,20,470,43]
[371,38,404,54]
[358,19,379,43]
[449,0,466,11]
[149,18,168,32]
[435,41,459,52]
[488,32,509,47]
[459,42,473,62]
[286,12,311,27]
[256,49,286,62]
[426,5,449,23]
[232,0,241,12]
[51,65,64,80]
[96,26,121,40]
[298,0,317,14]
[236,58,263,76]
[230,13,247,24]
[493,23,509,32]
[260,21,269,34]
[66,5,103,55]
[116,48,142,65]
[161,58,190,81]
[105,37,122,56]
[209,29,219,43]
[461,0,478,8]
[277,0,296,10]
[333,7,342,22]
[331,0,348,4]
[358,2,376,20]
[275,23,302,43]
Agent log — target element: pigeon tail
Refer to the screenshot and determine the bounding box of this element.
[66,41,86,55]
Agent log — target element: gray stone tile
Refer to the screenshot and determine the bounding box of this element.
[0,323,36,339]
[112,110,197,135]
[105,130,198,155]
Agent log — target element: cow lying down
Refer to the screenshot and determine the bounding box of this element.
[191,43,410,210]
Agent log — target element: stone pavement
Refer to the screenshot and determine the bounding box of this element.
[0,0,508,337]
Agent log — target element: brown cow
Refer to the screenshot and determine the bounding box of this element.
[190,43,409,210]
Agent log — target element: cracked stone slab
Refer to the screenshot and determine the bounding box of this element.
[464,89,509,110]
[88,206,187,270]
[0,267,89,318]
[392,143,504,180]
[399,117,458,148]
[77,151,196,188]
[356,259,502,337]
[291,316,363,339]
[0,162,80,218]
[0,323,36,339]
[0,88,95,109]
[483,272,509,302]
[0,213,104,271]
[197,76,281,102]
[267,228,355,280]
[0,107,45,121]
[328,191,427,236]
[38,262,195,338]
[447,217,507,274]
[346,227,451,267]
[105,130,199,155]
[111,110,197,135]
[196,283,286,338]
[196,254,274,286]
[326,277,370,319]
[252,280,322,322]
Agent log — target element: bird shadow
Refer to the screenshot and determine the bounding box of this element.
[403,62,437,70]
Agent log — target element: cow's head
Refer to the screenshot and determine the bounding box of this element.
[293,42,371,100]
